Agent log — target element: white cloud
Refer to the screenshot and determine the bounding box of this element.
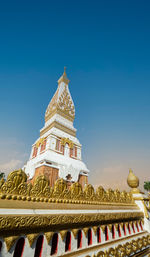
[0,159,23,176]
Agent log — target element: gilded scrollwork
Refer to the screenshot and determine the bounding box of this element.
[0,213,143,232]
[45,83,75,122]
[27,233,39,247]
[70,182,84,200]
[30,175,52,198]
[84,184,96,201]
[4,236,19,251]
[96,235,150,257]
[0,169,136,205]
[45,232,54,244]
[60,230,67,240]
[60,137,74,149]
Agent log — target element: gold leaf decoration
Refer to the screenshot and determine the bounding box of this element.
[30,175,52,198]
[4,236,19,251]
[53,178,67,198]
[83,227,89,236]
[60,137,74,149]
[45,84,75,122]
[92,226,98,235]
[96,235,150,257]
[60,230,67,240]
[71,229,79,238]
[27,233,39,247]
[84,184,95,201]
[1,169,28,196]
[70,182,83,200]
[0,169,135,205]
[45,232,54,244]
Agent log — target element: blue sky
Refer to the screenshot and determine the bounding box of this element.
[0,0,150,190]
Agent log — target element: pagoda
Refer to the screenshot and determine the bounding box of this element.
[24,68,89,188]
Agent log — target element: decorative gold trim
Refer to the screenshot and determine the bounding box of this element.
[142,200,149,219]
[83,227,89,236]
[57,67,70,85]
[108,224,112,231]
[61,232,149,257]
[35,137,46,148]
[45,108,74,123]
[0,213,143,233]
[45,232,54,244]
[27,233,39,247]
[101,225,105,233]
[4,236,19,251]
[40,121,76,137]
[0,170,137,206]
[60,137,74,148]
[93,226,98,235]
[72,229,79,238]
[60,230,67,240]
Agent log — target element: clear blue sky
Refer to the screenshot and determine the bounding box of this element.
[0,0,150,189]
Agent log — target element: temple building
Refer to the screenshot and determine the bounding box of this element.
[24,68,89,188]
[0,70,150,257]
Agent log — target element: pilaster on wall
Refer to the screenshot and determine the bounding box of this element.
[78,175,88,189]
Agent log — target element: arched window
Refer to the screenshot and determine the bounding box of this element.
[32,146,38,158]
[128,223,131,234]
[97,227,101,243]
[105,226,109,241]
[88,228,92,246]
[65,232,71,252]
[51,233,58,255]
[34,235,44,257]
[137,222,139,232]
[132,223,135,233]
[112,225,115,239]
[118,225,121,237]
[140,221,143,231]
[13,237,25,257]
[123,224,126,236]
[0,241,2,252]
[77,230,82,249]
[40,140,47,153]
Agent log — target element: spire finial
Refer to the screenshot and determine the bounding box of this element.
[127,169,140,193]
[58,67,70,85]
[64,66,66,75]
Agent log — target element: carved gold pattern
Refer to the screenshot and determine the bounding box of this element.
[60,230,67,240]
[101,225,106,233]
[0,170,136,206]
[72,229,79,238]
[27,233,39,247]
[4,236,19,251]
[93,226,98,235]
[45,71,75,123]
[40,120,76,137]
[94,234,150,257]
[35,137,46,148]
[60,137,74,148]
[83,227,89,236]
[45,232,54,244]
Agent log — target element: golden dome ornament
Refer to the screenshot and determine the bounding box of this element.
[127,169,140,193]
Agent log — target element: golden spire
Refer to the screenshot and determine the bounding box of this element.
[58,67,70,85]
[127,169,140,193]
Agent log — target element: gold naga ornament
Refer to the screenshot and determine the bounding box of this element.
[0,169,135,205]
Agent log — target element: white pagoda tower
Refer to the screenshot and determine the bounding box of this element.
[24,68,89,188]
